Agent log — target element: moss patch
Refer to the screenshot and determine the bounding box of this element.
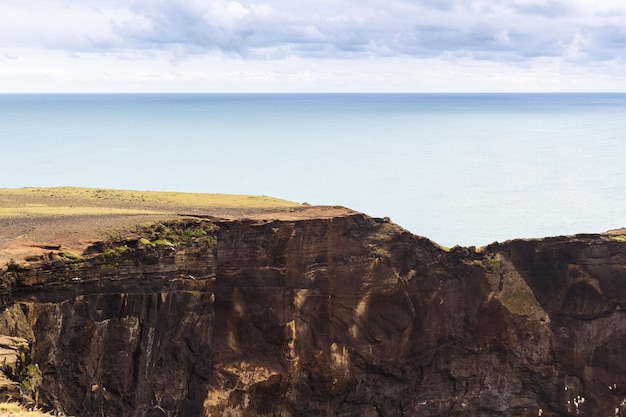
[116,245,130,254]
[60,251,81,261]
[151,239,174,247]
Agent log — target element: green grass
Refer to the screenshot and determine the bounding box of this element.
[151,239,174,247]
[0,187,300,217]
[138,238,152,246]
[60,251,81,261]
[0,206,165,218]
[116,245,130,254]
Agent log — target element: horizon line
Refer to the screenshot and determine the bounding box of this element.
[2,91,626,95]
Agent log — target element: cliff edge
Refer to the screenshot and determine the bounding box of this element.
[1,187,626,417]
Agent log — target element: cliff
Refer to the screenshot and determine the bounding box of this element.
[1,188,626,417]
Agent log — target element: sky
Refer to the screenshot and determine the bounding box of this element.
[1,0,626,92]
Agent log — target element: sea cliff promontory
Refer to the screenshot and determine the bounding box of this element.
[1,187,626,417]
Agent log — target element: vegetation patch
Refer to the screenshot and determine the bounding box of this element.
[0,402,52,416]
[484,253,501,272]
[139,221,218,247]
[0,187,299,219]
[19,364,42,403]
[60,251,81,261]
[116,245,130,254]
[138,238,153,248]
[92,220,217,262]
[0,206,165,218]
[151,239,174,247]
[613,235,626,242]
[470,252,501,273]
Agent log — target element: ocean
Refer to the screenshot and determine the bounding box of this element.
[1,93,625,247]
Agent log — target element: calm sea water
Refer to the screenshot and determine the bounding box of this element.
[1,93,625,247]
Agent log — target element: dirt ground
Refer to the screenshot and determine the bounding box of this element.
[0,187,356,265]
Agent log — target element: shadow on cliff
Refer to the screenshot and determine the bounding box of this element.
[2,216,626,416]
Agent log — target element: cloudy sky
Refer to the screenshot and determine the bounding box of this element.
[1,0,626,92]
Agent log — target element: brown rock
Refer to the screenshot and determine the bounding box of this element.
[0,334,32,404]
[2,214,626,416]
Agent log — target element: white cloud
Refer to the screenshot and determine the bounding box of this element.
[570,0,626,15]
[1,0,626,91]
[2,46,626,93]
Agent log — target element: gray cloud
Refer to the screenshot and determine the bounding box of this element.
[2,0,626,63]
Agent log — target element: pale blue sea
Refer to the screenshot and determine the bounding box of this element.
[1,93,625,247]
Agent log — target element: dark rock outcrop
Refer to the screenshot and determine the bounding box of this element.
[1,214,626,416]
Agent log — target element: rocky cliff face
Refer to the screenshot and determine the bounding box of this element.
[2,214,626,416]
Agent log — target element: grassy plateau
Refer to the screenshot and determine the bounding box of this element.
[0,187,353,265]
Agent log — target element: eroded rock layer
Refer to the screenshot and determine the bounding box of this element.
[2,214,626,416]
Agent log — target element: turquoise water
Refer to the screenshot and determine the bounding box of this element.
[1,93,625,247]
